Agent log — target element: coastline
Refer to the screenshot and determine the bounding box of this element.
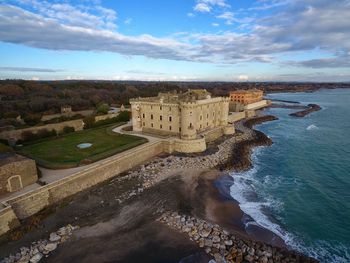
[0,114,318,263]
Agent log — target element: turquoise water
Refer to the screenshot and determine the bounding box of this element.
[229,89,350,262]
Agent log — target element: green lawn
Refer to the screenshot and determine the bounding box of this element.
[16,125,148,169]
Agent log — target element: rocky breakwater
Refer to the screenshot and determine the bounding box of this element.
[220,115,278,172]
[1,225,78,263]
[289,104,321,117]
[158,212,318,263]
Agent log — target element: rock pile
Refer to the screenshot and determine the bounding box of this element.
[158,212,316,263]
[1,224,79,263]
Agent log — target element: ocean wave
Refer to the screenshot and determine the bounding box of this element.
[307,124,319,130]
[229,168,294,245]
[229,163,350,263]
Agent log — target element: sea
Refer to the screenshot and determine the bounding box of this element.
[229,88,350,263]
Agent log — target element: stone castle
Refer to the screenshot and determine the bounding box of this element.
[130,89,234,141]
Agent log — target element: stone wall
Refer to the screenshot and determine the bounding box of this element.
[228,112,246,123]
[0,119,84,141]
[5,141,164,220]
[41,110,94,122]
[94,113,119,122]
[0,158,38,195]
[0,205,20,236]
[244,100,269,110]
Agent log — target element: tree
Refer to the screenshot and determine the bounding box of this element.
[96,103,109,114]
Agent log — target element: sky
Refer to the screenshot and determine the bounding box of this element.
[0,0,350,82]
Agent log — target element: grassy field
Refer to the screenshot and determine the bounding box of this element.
[16,125,148,169]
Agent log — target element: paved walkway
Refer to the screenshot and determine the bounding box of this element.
[0,123,161,204]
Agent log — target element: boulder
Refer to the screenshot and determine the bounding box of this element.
[29,253,43,263]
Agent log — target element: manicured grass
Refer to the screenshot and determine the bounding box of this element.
[16,125,148,169]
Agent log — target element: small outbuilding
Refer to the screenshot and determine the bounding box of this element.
[0,153,38,196]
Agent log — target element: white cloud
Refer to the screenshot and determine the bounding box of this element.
[212,23,220,27]
[217,11,234,25]
[194,3,211,13]
[193,0,229,13]
[2,1,350,69]
[238,75,248,81]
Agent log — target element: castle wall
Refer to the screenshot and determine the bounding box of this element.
[4,141,164,220]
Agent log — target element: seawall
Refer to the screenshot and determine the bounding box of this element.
[0,140,165,235]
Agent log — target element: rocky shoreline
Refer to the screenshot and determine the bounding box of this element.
[158,211,317,263]
[0,115,318,263]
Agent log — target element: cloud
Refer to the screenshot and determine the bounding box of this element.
[193,0,229,13]
[0,5,190,61]
[0,66,62,72]
[194,3,211,13]
[216,11,234,25]
[9,0,117,30]
[1,1,350,69]
[212,23,219,27]
[238,75,249,81]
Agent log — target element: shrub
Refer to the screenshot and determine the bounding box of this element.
[83,116,95,129]
[63,126,75,134]
[115,111,131,122]
[3,111,20,119]
[21,129,57,143]
[96,103,109,114]
[23,113,42,126]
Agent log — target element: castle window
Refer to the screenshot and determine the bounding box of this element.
[169,126,172,131]
[213,112,215,116]
[160,106,162,110]
[200,124,202,129]
[151,114,153,120]
[169,116,172,122]
[200,115,202,120]
[160,115,162,121]
[151,106,153,110]
[190,123,193,128]
[207,122,209,126]
[169,107,171,111]
[190,111,192,116]
[207,113,209,118]
[179,127,181,132]
[143,122,145,126]
[142,113,145,118]
[160,124,163,129]
[151,123,154,128]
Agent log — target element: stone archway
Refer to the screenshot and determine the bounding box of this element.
[7,175,23,192]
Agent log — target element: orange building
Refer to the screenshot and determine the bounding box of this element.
[229,89,263,105]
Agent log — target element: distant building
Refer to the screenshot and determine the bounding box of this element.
[229,89,263,105]
[130,89,232,140]
[0,153,38,196]
[60,105,72,114]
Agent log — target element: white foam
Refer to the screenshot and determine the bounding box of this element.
[307,124,318,131]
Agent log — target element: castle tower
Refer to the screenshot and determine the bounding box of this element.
[180,102,197,140]
[130,103,142,132]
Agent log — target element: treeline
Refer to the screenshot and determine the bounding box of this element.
[1,80,349,119]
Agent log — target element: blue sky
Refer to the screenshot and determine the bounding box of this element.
[0,0,350,81]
